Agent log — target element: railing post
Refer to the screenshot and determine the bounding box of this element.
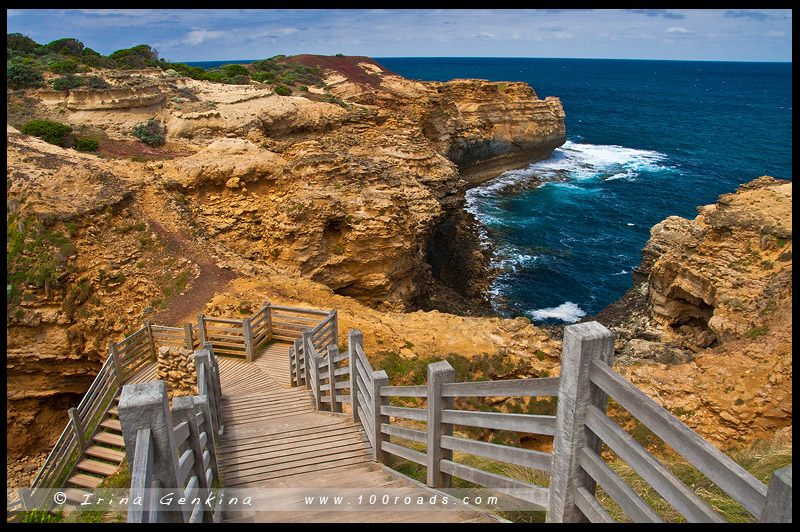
[109,342,124,385]
[348,330,364,426]
[183,323,193,350]
[243,316,254,362]
[426,360,454,488]
[310,349,321,410]
[330,309,339,349]
[302,330,313,391]
[293,338,303,387]
[118,380,183,523]
[194,395,220,486]
[761,465,792,522]
[327,344,341,413]
[371,370,389,464]
[547,321,615,523]
[194,348,221,436]
[197,314,207,345]
[144,320,157,361]
[172,396,211,522]
[68,407,86,451]
[264,302,273,342]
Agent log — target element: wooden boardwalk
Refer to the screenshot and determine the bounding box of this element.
[216,343,498,523]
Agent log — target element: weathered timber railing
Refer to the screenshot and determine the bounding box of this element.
[18,323,157,512]
[287,307,339,389]
[119,345,222,523]
[292,321,791,523]
[11,301,299,515]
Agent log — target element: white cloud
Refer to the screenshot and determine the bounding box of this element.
[184,28,227,46]
[666,27,689,34]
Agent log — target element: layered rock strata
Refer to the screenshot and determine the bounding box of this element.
[592,176,792,447]
[6,57,565,456]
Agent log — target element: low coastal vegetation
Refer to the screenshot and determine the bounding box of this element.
[7,33,325,91]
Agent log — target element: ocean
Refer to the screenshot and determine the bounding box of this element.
[375,58,792,324]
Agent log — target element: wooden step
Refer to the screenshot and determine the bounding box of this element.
[84,444,125,463]
[92,431,125,447]
[67,473,105,489]
[62,487,93,505]
[76,458,119,476]
[99,418,122,431]
[107,406,119,417]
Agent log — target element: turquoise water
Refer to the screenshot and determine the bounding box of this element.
[376,58,792,323]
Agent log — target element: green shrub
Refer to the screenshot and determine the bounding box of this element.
[222,64,250,78]
[20,120,73,146]
[7,63,44,89]
[49,59,79,74]
[51,74,84,91]
[75,138,99,151]
[7,33,39,54]
[83,75,111,90]
[274,85,292,96]
[132,119,166,146]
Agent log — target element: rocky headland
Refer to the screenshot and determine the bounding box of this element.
[6,54,791,466]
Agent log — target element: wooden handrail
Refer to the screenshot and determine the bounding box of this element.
[311,323,791,523]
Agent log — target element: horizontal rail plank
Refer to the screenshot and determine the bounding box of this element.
[381,423,427,445]
[440,460,549,510]
[584,404,725,523]
[442,377,560,398]
[380,405,427,422]
[380,385,427,398]
[441,410,556,436]
[576,486,616,523]
[382,441,427,466]
[578,446,663,523]
[440,435,552,472]
[590,360,768,518]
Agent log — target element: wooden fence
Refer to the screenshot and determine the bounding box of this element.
[293,321,792,523]
[16,323,157,513]
[10,302,318,516]
[119,344,223,523]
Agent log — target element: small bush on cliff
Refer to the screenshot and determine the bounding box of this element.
[20,120,73,146]
[7,63,44,89]
[132,119,166,146]
[51,74,84,91]
[274,85,292,96]
[75,138,99,152]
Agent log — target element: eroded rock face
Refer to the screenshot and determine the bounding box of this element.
[594,176,792,448]
[153,65,566,311]
[6,57,565,456]
[646,176,792,348]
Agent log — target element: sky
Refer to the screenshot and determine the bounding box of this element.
[6,9,793,63]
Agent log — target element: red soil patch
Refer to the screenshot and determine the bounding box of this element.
[287,54,400,91]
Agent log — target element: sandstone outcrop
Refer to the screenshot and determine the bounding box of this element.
[6,56,565,457]
[592,176,792,448]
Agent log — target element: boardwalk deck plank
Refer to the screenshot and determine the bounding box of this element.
[217,341,496,523]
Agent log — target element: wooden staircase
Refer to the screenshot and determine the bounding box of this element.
[59,398,127,506]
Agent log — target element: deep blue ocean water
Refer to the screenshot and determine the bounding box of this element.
[374,58,792,324]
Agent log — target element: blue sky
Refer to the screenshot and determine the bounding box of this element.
[6,9,792,63]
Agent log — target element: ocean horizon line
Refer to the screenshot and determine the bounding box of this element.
[181,56,792,67]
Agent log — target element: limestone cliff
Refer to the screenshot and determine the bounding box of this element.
[592,176,792,448]
[6,56,565,457]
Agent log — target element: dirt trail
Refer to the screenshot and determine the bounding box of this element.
[135,187,237,327]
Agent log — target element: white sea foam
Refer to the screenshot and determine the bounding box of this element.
[527,301,586,323]
[466,140,671,212]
